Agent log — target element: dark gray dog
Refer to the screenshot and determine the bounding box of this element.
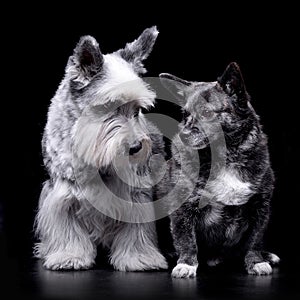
[158,62,279,278]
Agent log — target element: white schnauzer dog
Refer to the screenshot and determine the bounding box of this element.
[34,26,168,272]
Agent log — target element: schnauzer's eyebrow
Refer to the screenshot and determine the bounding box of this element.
[117,101,140,116]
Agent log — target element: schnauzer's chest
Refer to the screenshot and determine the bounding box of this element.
[206,168,253,206]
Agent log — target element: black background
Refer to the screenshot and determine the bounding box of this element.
[1,3,299,299]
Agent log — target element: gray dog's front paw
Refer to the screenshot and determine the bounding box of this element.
[171,263,197,278]
[247,262,273,275]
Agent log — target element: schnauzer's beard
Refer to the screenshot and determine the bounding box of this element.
[73,112,152,172]
[110,138,152,189]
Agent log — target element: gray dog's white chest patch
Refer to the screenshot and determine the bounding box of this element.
[207,168,253,206]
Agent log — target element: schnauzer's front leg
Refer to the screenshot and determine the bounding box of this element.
[110,222,168,271]
[35,180,96,270]
[170,208,198,278]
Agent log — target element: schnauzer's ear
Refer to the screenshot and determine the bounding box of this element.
[72,35,103,80]
[118,26,159,74]
[218,62,248,102]
[159,73,192,103]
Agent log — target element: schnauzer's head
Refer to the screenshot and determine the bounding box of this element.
[160,62,251,149]
[65,27,159,170]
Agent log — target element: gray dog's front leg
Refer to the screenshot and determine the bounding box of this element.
[170,210,198,278]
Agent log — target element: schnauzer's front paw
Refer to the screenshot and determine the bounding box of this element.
[247,262,273,275]
[171,263,198,278]
[112,252,168,271]
[43,252,94,270]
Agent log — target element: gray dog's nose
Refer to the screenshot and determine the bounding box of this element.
[129,142,143,155]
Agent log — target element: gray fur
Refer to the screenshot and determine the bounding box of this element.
[118,26,159,74]
[34,27,168,271]
[158,62,279,278]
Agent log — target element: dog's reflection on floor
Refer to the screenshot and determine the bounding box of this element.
[36,261,196,299]
[36,261,98,299]
[171,276,198,297]
[35,261,278,299]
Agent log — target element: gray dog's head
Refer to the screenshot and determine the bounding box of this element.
[63,27,159,170]
[160,62,252,149]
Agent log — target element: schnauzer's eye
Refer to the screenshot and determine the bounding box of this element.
[133,109,141,118]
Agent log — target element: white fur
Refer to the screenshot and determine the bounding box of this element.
[110,223,168,271]
[172,263,198,278]
[95,54,155,108]
[249,262,273,275]
[34,180,96,270]
[268,253,280,264]
[207,168,253,205]
[203,206,223,226]
[35,176,168,271]
[76,170,155,225]
[35,30,167,272]
[73,112,125,168]
[43,252,94,270]
[73,108,151,169]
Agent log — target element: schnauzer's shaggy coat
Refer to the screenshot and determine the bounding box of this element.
[35,27,168,271]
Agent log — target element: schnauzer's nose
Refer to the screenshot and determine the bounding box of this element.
[129,141,143,155]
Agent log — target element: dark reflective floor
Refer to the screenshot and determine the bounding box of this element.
[4,257,299,300]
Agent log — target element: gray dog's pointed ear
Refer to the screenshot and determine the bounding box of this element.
[159,73,192,102]
[72,35,104,79]
[118,26,159,74]
[218,62,247,98]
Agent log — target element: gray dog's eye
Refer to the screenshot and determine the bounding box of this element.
[201,109,215,120]
[183,110,190,119]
